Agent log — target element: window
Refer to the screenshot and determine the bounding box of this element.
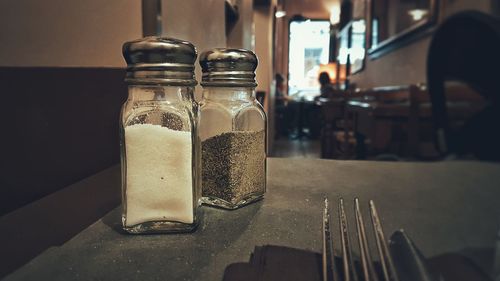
[288,20,331,95]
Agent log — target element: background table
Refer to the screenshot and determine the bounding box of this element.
[288,90,320,139]
[5,158,500,281]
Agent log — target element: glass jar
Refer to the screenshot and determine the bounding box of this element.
[120,37,200,234]
[199,49,267,209]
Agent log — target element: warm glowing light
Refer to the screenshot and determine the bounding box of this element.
[408,9,428,21]
[338,64,347,82]
[329,6,340,25]
[318,63,338,82]
[275,10,286,18]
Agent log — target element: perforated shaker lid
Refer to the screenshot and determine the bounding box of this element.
[199,48,258,87]
[122,36,197,86]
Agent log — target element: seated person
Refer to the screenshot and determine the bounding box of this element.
[316,72,344,101]
[274,74,295,136]
[275,74,288,107]
[308,72,344,138]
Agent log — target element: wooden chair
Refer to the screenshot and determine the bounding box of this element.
[317,97,345,158]
[344,83,486,160]
[343,86,411,159]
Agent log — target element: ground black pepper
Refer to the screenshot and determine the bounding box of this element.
[202,130,265,205]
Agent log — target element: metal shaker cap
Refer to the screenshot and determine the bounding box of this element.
[122,37,197,86]
[199,48,258,87]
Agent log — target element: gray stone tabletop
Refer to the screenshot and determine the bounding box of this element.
[5,158,500,281]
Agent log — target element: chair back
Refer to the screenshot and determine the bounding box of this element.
[427,11,500,160]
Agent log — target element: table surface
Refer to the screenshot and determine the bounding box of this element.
[5,158,500,281]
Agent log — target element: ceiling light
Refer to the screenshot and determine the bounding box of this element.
[408,9,428,21]
[275,10,286,18]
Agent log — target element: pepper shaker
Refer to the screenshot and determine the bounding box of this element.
[120,37,201,234]
[199,48,267,209]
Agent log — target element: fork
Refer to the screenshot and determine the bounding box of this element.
[323,198,400,281]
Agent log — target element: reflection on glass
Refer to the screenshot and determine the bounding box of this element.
[408,9,428,21]
[350,19,366,73]
[372,0,430,45]
[337,19,366,83]
[288,20,331,95]
[372,19,379,48]
[337,23,350,88]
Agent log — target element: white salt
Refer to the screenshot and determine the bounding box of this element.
[124,123,193,227]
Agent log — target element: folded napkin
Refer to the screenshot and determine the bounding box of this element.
[223,245,323,281]
[222,245,492,281]
[428,253,492,281]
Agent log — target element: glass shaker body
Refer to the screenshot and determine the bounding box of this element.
[199,49,267,209]
[120,37,200,234]
[120,85,200,233]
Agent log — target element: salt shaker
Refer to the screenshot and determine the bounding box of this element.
[199,48,267,209]
[120,37,200,234]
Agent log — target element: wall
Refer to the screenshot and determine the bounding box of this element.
[161,0,227,100]
[283,0,331,18]
[0,0,142,67]
[350,0,495,88]
[227,0,255,50]
[254,4,275,148]
[0,0,143,216]
[254,6,274,110]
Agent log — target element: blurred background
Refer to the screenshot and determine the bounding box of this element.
[1,0,500,276]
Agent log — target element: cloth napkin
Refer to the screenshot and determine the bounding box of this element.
[222,245,492,281]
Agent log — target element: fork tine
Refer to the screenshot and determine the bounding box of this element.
[339,198,359,281]
[323,198,330,281]
[354,198,379,281]
[323,198,338,281]
[369,200,400,281]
